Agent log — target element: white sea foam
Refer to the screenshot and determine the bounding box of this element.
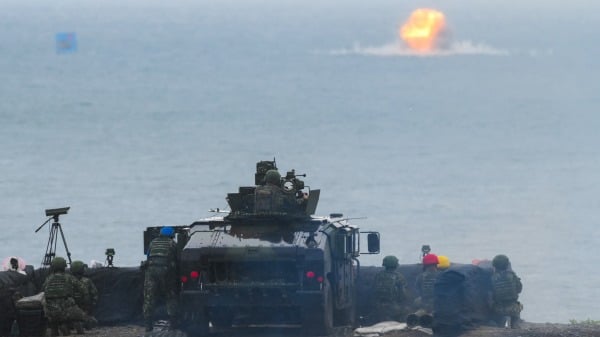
[326,40,509,57]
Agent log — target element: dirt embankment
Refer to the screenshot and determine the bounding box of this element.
[75,322,600,337]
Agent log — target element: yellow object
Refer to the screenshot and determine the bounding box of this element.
[437,255,450,269]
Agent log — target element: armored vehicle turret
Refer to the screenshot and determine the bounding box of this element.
[144,160,380,336]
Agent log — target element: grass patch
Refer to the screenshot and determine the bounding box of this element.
[569,319,600,325]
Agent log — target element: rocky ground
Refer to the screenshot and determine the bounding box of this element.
[63,322,600,337]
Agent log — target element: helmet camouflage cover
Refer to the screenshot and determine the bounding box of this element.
[382,255,399,269]
[71,260,85,275]
[492,254,510,270]
[51,257,67,271]
[265,170,281,185]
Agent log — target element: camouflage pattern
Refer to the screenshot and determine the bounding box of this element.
[71,277,88,310]
[492,254,510,270]
[264,169,281,185]
[75,276,99,314]
[491,270,523,318]
[382,255,399,269]
[415,269,438,312]
[146,236,178,268]
[43,272,90,324]
[51,257,67,270]
[372,269,408,321]
[254,185,295,213]
[143,235,179,325]
[70,260,85,275]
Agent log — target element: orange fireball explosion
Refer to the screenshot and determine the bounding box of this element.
[400,8,447,52]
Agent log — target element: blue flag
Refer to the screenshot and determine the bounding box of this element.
[55,32,77,53]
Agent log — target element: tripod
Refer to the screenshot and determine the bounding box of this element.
[35,207,73,267]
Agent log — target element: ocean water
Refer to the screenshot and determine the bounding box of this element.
[1,0,599,323]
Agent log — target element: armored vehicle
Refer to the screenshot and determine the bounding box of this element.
[144,160,380,336]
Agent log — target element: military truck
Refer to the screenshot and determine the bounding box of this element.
[144,160,380,336]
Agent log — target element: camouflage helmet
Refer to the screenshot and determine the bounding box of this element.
[71,260,85,275]
[265,170,281,185]
[51,257,67,271]
[492,254,510,270]
[382,255,399,269]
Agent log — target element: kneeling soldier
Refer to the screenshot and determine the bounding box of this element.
[43,257,96,336]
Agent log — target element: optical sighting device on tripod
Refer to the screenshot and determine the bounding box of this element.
[35,207,73,267]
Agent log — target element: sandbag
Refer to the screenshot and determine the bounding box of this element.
[15,292,44,310]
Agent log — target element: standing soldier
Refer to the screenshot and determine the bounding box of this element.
[144,226,179,332]
[255,169,285,212]
[70,260,98,329]
[415,253,439,313]
[43,257,95,336]
[491,254,523,328]
[372,255,408,322]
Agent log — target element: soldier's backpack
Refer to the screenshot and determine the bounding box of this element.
[492,270,520,302]
[373,271,404,302]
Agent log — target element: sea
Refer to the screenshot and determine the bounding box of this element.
[1,0,599,324]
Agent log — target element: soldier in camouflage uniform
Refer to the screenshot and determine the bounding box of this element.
[43,257,95,336]
[255,169,287,213]
[372,255,408,322]
[491,254,523,328]
[144,226,179,332]
[415,253,439,313]
[70,261,98,329]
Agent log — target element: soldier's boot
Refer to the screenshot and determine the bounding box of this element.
[511,316,521,329]
[49,323,60,337]
[74,322,85,335]
[59,323,71,336]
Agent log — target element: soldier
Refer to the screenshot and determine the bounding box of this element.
[265,169,281,187]
[491,254,523,328]
[255,169,288,212]
[43,257,95,336]
[415,253,439,313]
[70,261,98,328]
[372,255,408,322]
[144,226,179,332]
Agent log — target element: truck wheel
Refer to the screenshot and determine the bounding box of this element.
[303,286,334,336]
